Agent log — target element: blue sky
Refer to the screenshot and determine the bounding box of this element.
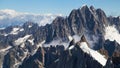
[0,0,120,16]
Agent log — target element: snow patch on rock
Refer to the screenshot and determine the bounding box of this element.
[14,35,31,46]
[0,46,12,52]
[28,38,34,45]
[10,27,20,35]
[68,45,75,50]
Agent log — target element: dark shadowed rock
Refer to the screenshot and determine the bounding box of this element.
[68,39,75,47]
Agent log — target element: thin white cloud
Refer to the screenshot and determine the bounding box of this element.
[0,9,62,27]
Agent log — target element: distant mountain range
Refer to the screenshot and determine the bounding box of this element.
[0,5,120,68]
[0,9,62,28]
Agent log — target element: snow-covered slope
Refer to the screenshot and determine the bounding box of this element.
[0,9,62,28]
[80,42,107,66]
[14,35,31,46]
[105,25,120,44]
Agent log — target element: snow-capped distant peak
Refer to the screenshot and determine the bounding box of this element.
[80,42,107,66]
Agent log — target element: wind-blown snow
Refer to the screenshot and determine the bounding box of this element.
[14,35,31,45]
[0,9,62,28]
[43,40,69,49]
[105,25,120,44]
[80,42,107,66]
[68,35,81,42]
[85,34,99,48]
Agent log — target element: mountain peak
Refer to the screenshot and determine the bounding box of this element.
[90,5,95,9]
[80,4,89,10]
[81,4,87,7]
[90,5,96,11]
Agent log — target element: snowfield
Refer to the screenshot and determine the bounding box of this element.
[80,42,107,66]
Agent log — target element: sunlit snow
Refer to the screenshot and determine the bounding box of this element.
[80,42,107,66]
[105,25,120,44]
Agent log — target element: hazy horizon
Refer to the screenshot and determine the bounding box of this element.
[0,0,120,16]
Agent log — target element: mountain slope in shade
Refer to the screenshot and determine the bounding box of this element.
[0,9,62,28]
